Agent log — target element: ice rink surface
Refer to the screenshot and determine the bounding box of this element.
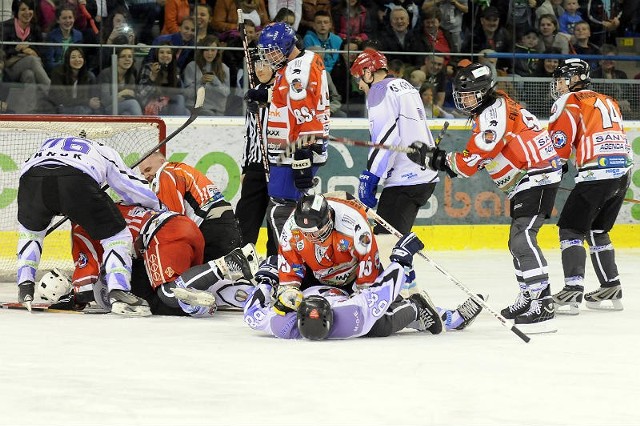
[1,249,638,426]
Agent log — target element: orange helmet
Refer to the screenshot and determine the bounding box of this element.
[350,48,388,78]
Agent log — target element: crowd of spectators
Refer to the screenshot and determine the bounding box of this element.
[1,0,638,116]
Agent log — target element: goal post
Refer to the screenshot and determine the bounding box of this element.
[0,115,166,281]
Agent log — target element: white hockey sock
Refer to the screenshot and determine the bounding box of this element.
[16,225,46,285]
[100,228,133,292]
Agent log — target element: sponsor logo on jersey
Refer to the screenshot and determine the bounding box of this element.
[337,239,349,252]
[489,120,498,127]
[358,232,371,246]
[314,245,330,263]
[551,131,567,148]
[164,267,175,277]
[76,253,88,268]
[483,130,497,144]
[296,240,304,251]
[290,78,304,93]
[593,132,626,144]
[597,156,628,168]
[292,263,305,278]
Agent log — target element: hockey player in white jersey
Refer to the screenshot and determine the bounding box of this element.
[350,48,440,295]
[16,135,162,316]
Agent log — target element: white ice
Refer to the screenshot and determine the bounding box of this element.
[1,249,639,426]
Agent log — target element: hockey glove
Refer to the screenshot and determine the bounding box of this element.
[407,141,428,169]
[244,86,269,114]
[427,147,457,178]
[292,148,315,190]
[254,255,279,287]
[273,285,303,315]
[358,170,380,208]
[389,232,424,267]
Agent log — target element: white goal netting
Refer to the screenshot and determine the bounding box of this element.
[0,115,165,281]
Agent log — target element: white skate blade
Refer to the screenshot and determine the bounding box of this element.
[555,303,580,315]
[514,319,558,334]
[585,299,623,311]
[23,300,32,313]
[110,302,152,317]
[173,287,216,307]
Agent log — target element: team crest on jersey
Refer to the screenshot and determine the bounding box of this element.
[337,238,350,252]
[483,130,497,144]
[314,245,330,263]
[291,78,304,93]
[296,240,305,251]
[551,131,567,148]
[76,253,88,268]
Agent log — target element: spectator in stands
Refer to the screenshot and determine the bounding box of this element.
[2,0,51,113]
[38,0,58,33]
[376,0,421,31]
[536,13,572,54]
[225,18,258,92]
[533,48,560,77]
[0,50,13,113]
[460,6,511,60]
[585,0,623,45]
[213,0,270,33]
[98,46,142,115]
[195,4,216,43]
[49,47,102,114]
[274,6,296,28]
[376,6,423,66]
[535,0,564,27]
[44,5,84,73]
[387,58,405,77]
[512,27,539,77]
[416,7,454,62]
[591,43,631,114]
[300,0,331,36]
[128,0,164,44]
[138,43,188,116]
[183,35,230,116]
[558,0,582,36]
[524,47,560,117]
[419,83,453,118]
[330,37,365,117]
[102,6,136,46]
[421,0,467,52]
[162,0,190,35]
[571,21,599,69]
[149,16,195,73]
[331,0,373,43]
[303,11,342,73]
[419,53,447,106]
[269,0,302,30]
[409,69,425,88]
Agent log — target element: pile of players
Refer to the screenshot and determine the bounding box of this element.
[15,21,632,339]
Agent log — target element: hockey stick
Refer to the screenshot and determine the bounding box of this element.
[238,9,270,182]
[324,190,532,344]
[559,186,640,204]
[44,87,206,236]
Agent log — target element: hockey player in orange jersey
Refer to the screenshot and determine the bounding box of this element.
[244,22,330,244]
[425,63,563,334]
[547,58,633,314]
[138,151,243,262]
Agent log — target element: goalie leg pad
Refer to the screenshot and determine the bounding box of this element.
[100,227,133,292]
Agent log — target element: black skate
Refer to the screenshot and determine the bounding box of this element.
[214,243,260,281]
[500,290,530,320]
[109,290,151,317]
[18,281,35,312]
[552,285,584,315]
[514,296,557,334]
[584,285,623,311]
[409,291,444,335]
[453,294,485,330]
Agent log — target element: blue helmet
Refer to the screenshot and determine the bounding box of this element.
[258,22,297,69]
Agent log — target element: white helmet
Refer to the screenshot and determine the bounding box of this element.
[37,269,72,302]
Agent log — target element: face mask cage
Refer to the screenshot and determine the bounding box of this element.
[258,45,287,70]
[300,216,333,244]
[453,90,482,113]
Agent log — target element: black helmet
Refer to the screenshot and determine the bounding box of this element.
[453,63,496,114]
[297,295,333,340]
[550,58,590,99]
[293,195,333,243]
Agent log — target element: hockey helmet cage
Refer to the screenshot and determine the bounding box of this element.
[294,194,334,243]
[297,295,333,340]
[257,22,297,70]
[37,268,72,302]
[350,48,388,78]
[453,63,496,114]
[550,58,591,99]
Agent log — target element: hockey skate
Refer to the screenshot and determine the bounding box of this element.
[408,291,444,335]
[514,291,556,334]
[453,294,486,330]
[552,285,584,315]
[500,290,530,320]
[18,281,35,312]
[173,287,217,309]
[584,285,623,311]
[109,290,152,317]
[214,243,260,282]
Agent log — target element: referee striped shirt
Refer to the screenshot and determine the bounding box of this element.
[242,83,270,173]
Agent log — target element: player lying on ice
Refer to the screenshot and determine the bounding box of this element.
[37,202,260,317]
[243,194,485,340]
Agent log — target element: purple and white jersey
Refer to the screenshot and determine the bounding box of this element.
[365,77,439,188]
[243,263,406,339]
[22,136,161,210]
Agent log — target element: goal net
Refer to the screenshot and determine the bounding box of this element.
[0,115,166,282]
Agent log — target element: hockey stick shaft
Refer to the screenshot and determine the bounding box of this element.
[559,186,639,204]
[45,87,206,236]
[324,190,531,343]
[238,10,270,182]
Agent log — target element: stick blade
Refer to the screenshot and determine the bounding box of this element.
[194,86,206,109]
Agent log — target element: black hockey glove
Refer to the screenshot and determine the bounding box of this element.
[244,86,269,114]
[389,232,424,267]
[407,141,428,169]
[427,147,457,178]
[292,148,315,190]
